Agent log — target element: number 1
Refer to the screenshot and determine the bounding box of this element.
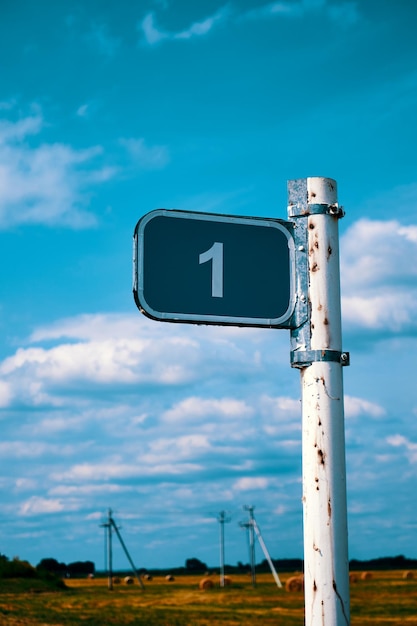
[199,242,224,298]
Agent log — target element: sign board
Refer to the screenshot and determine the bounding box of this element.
[133,209,295,328]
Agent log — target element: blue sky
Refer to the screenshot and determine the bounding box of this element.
[1,0,417,572]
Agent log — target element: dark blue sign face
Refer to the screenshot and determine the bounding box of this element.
[133,210,295,328]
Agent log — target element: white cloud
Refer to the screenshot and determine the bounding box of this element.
[0,380,12,407]
[86,23,121,56]
[54,460,202,482]
[141,12,168,45]
[0,109,117,229]
[341,218,417,333]
[0,316,207,405]
[0,337,195,401]
[175,6,229,40]
[259,395,300,418]
[19,496,72,516]
[240,0,359,24]
[342,293,417,332]
[344,395,385,419]
[341,219,417,287]
[233,477,269,491]
[1,313,291,411]
[144,434,212,462]
[0,441,77,458]
[50,484,130,496]
[140,6,230,46]
[76,104,89,118]
[327,2,359,26]
[120,137,170,169]
[15,478,37,491]
[162,396,254,423]
[30,313,143,343]
[386,434,417,464]
[0,112,42,143]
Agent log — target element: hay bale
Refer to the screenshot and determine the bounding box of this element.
[223,576,232,587]
[143,574,153,581]
[403,571,414,580]
[199,577,214,590]
[124,576,134,585]
[360,572,372,580]
[165,575,175,582]
[112,577,121,584]
[285,576,304,592]
[349,573,358,584]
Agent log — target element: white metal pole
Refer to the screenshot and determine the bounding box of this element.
[289,178,350,626]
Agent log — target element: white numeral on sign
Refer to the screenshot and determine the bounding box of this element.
[199,242,224,298]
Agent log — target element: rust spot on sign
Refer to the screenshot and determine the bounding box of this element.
[318,449,325,465]
[327,245,332,258]
[311,262,319,272]
[323,317,329,325]
[313,580,317,592]
[328,498,332,518]
[309,222,315,230]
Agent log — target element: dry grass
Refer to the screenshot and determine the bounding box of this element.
[0,571,416,625]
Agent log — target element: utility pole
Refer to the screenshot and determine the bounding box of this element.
[288,178,350,625]
[100,508,113,590]
[100,509,144,591]
[110,515,144,589]
[251,517,282,589]
[243,505,256,587]
[217,510,231,587]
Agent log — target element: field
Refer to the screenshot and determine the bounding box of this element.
[0,570,416,625]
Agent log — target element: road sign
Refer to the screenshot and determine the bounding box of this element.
[133,209,295,328]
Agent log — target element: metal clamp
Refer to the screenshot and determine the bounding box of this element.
[291,350,350,368]
[288,203,345,219]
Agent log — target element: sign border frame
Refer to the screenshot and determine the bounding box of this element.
[133,209,296,328]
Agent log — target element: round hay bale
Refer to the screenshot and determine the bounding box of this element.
[360,571,372,581]
[349,573,358,584]
[165,575,175,582]
[199,577,214,590]
[285,576,304,592]
[403,571,414,580]
[124,576,134,585]
[112,577,121,584]
[143,574,153,581]
[223,576,232,586]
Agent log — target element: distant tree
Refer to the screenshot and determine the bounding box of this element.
[0,554,37,578]
[37,558,67,577]
[67,561,95,576]
[185,557,207,572]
